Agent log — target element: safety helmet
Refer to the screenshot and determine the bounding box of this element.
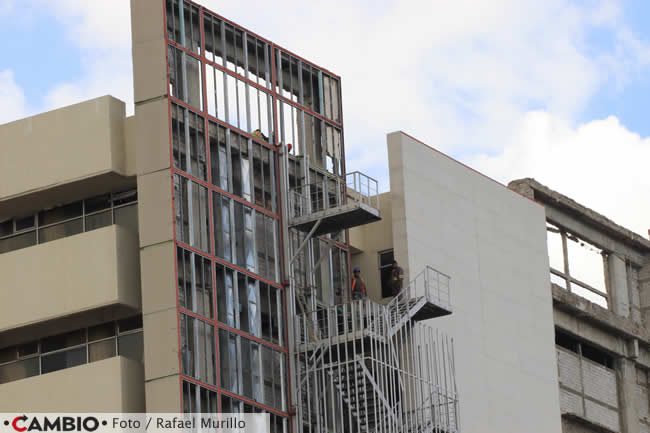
[353,267,360,273]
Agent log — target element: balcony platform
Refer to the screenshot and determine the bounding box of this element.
[290,201,381,236]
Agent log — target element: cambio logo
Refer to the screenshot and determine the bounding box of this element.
[6,416,102,432]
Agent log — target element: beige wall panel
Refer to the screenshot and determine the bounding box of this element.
[137,169,174,248]
[0,225,141,333]
[143,307,179,381]
[145,374,181,412]
[0,96,128,201]
[140,240,177,315]
[135,98,171,176]
[0,357,144,412]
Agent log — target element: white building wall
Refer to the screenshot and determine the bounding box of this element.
[387,131,562,433]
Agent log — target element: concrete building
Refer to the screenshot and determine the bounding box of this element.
[4,1,644,433]
[0,1,456,432]
[509,178,650,433]
[350,132,562,433]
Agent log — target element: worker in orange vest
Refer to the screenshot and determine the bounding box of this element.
[351,267,367,300]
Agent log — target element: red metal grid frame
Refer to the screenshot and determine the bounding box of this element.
[162,0,350,423]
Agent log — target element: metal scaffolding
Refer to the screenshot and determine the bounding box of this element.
[277,156,460,432]
[293,267,459,433]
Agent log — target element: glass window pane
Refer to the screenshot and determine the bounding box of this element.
[241,140,251,202]
[39,219,83,244]
[118,333,144,362]
[191,182,210,252]
[88,322,116,342]
[85,210,112,232]
[0,231,37,254]
[185,54,203,111]
[165,0,180,43]
[206,64,216,117]
[259,91,270,141]
[41,347,86,374]
[188,111,207,181]
[249,86,260,135]
[172,103,187,171]
[168,45,184,101]
[219,329,239,393]
[0,346,17,364]
[89,339,116,363]
[235,29,245,76]
[114,204,138,234]
[15,215,35,231]
[17,342,38,358]
[204,15,214,62]
[237,79,247,131]
[190,5,200,54]
[85,194,111,213]
[0,358,39,384]
[39,202,82,226]
[225,24,236,72]
[41,329,85,353]
[174,175,190,245]
[216,69,226,122]
[118,316,143,333]
[0,219,12,237]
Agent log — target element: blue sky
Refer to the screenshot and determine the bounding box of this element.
[2,0,650,237]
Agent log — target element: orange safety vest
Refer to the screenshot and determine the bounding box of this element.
[351,276,366,294]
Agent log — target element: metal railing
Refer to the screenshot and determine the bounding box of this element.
[387,266,451,329]
[289,171,379,220]
[294,310,459,433]
[346,171,379,210]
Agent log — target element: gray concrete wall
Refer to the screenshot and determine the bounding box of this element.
[387,131,562,432]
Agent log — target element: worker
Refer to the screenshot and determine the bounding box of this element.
[351,268,367,300]
[391,260,404,297]
[252,129,269,142]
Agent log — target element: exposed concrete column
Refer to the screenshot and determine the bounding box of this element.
[639,263,650,331]
[616,357,640,433]
[609,254,630,318]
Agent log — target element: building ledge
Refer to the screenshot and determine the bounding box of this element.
[561,412,616,433]
[552,283,650,344]
[509,178,650,253]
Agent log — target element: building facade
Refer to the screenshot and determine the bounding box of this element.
[509,178,650,433]
[349,132,563,433]
[1,1,458,432]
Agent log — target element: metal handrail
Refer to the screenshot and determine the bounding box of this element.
[295,265,452,346]
[288,171,379,220]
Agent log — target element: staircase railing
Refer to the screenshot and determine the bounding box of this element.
[386,265,452,330]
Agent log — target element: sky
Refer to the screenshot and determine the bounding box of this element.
[2,0,650,243]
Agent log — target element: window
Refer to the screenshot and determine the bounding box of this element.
[177,247,213,319]
[180,313,216,385]
[182,380,219,414]
[218,329,286,410]
[379,250,395,298]
[214,261,282,345]
[546,223,608,308]
[165,0,199,52]
[174,174,210,253]
[0,317,143,385]
[168,45,204,111]
[173,107,209,181]
[0,191,137,256]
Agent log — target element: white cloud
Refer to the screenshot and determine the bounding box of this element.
[33,0,134,115]
[0,69,27,124]
[200,0,650,189]
[471,112,650,238]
